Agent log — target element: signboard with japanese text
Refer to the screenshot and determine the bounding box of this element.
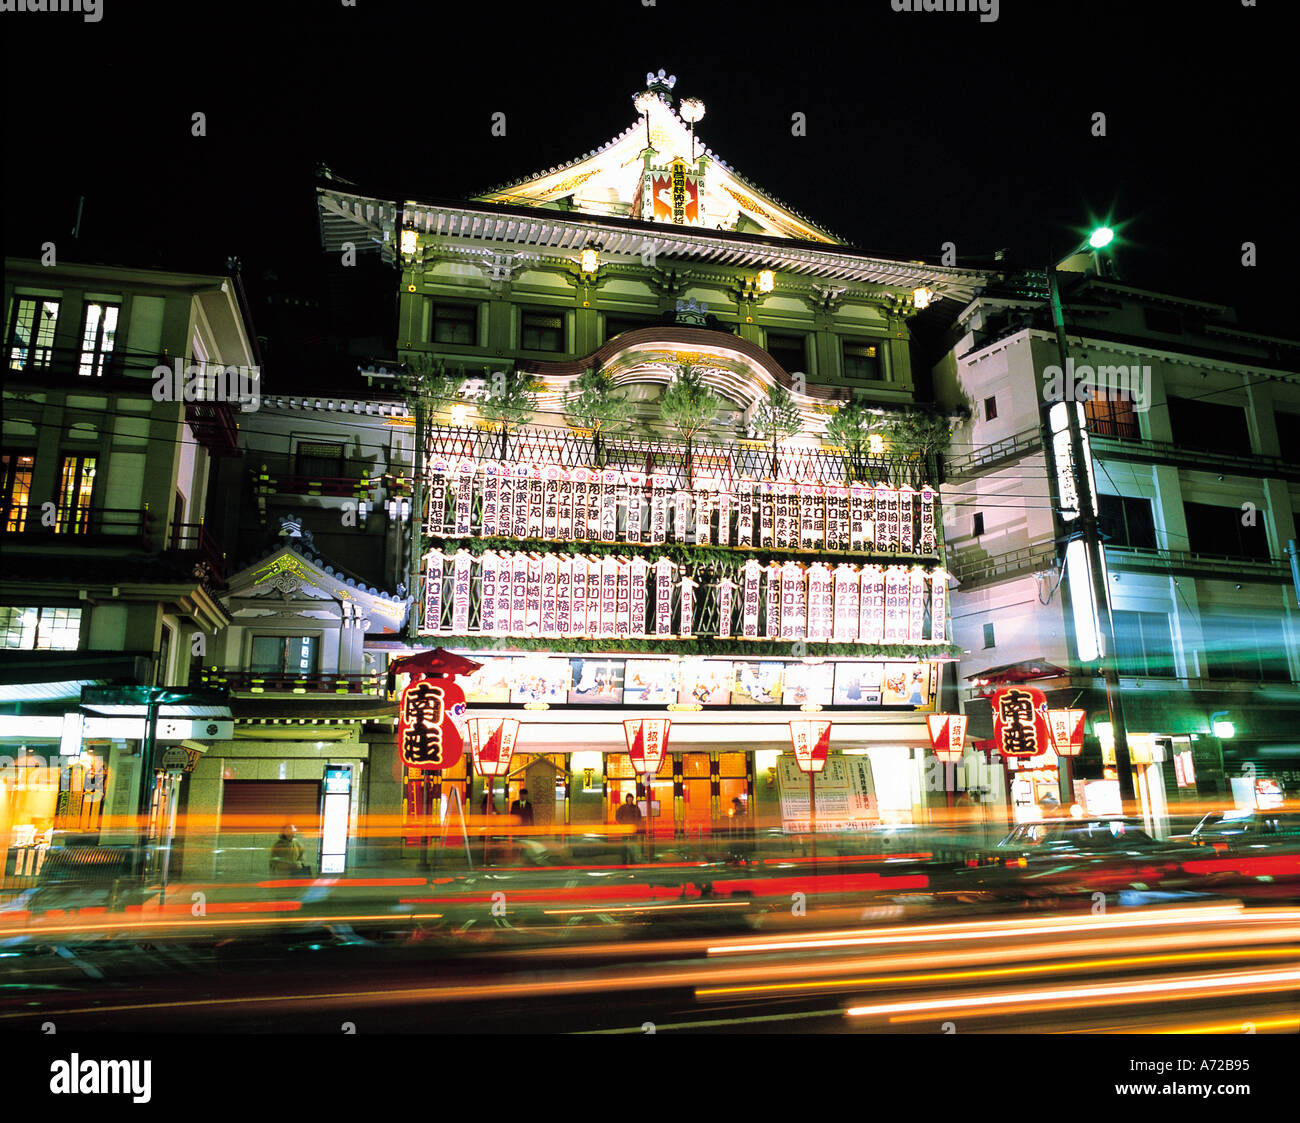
[398,678,466,770]
[994,685,1052,758]
[776,753,879,833]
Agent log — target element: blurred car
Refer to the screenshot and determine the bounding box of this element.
[994,817,1179,857]
[1189,809,1300,849]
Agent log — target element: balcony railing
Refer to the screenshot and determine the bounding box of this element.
[945,428,1044,479]
[166,522,227,582]
[200,669,383,695]
[254,467,375,499]
[948,543,1059,587]
[1,505,152,544]
[1104,544,1291,582]
[1090,433,1300,483]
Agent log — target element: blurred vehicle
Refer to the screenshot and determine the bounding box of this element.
[1189,809,1300,850]
[994,817,1178,857]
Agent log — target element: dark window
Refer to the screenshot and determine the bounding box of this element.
[431,303,476,346]
[1183,501,1270,560]
[983,622,995,648]
[604,313,658,340]
[984,396,998,421]
[1275,411,1300,463]
[1113,610,1176,676]
[1144,307,1182,334]
[1085,390,1139,438]
[521,309,564,352]
[841,340,880,380]
[1,451,34,531]
[6,297,60,370]
[1166,395,1252,456]
[973,512,985,536]
[157,624,173,687]
[1098,494,1157,549]
[296,441,344,478]
[766,333,807,373]
[251,635,320,676]
[1203,614,1293,683]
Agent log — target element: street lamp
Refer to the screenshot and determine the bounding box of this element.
[1046,226,1136,809]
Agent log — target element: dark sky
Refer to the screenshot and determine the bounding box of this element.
[4,0,1293,355]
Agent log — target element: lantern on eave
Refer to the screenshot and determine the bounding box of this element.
[992,685,1051,759]
[1048,708,1086,757]
[392,648,480,771]
[926,713,968,763]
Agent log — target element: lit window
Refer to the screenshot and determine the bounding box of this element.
[1,452,35,531]
[78,302,120,378]
[522,310,564,352]
[842,340,880,380]
[57,455,96,534]
[0,607,82,650]
[7,297,60,370]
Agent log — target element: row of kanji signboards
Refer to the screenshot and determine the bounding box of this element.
[422,550,949,645]
[426,459,939,555]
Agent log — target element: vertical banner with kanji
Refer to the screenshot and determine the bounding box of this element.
[908,566,928,644]
[694,479,714,545]
[780,561,806,640]
[859,564,884,644]
[542,465,561,540]
[679,573,697,638]
[527,464,545,539]
[873,484,893,550]
[427,458,449,535]
[655,557,675,636]
[673,488,690,543]
[600,470,620,543]
[556,555,573,637]
[452,550,473,634]
[826,485,849,551]
[628,556,649,637]
[765,562,783,640]
[481,461,502,536]
[568,556,588,638]
[585,470,602,541]
[650,473,669,544]
[615,557,631,638]
[919,485,937,553]
[898,485,915,554]
[510,552,528,635]
[424,548,444,633]
[741,559,763,638]
[571,468,590,542]
[759,480,775,548]
[625,471,644,544]
[833,564,860,643]
[557,467,574,540]
[600,556,618,637]
[717,576,735,639]
[806,562,833,641]
[510,463,529,538]
[775,482,796,549]
[849,484,869,550]
[453,460,475,536]
[930,568,948,643]
[736,479,756,548]
[525,555,543,636]
[541,554,559,637]
[715,485,732,548]
[479,550,500,635]
[883,565,909,643]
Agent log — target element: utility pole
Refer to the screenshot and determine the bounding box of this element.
[1047,243,1136,808]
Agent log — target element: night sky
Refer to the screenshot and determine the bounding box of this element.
[4,0,1293,378]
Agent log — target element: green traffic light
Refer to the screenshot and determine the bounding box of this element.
[1088,226,1115,250]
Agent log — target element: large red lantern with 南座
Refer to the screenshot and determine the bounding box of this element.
[992,685,1052,758]
[392,648,478,771]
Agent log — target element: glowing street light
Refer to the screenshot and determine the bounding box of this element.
[1088,226,1115,250]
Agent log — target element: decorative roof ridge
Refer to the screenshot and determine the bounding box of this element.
[237,540,408,604]
[262,394,410,417]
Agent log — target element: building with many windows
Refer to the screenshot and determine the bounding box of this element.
[935,262,1300,827]
[311,70,1001,853]
[1,258,255,887]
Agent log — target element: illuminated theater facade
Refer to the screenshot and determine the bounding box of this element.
[317,70,993,842]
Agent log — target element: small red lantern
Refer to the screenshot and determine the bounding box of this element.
[1048,708,1086,757]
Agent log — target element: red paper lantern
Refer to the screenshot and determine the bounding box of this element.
[1048,708,1086,757]
[992,685,1051,758]
[398,678,466,770]
[788,719,832,773]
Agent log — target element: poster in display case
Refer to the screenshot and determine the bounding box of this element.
[678,659,733,706]
[623,659,679,705]
[731,661,786,705]
[458,657,514,704]
[510,657,572,704]
[782,663,834,707]
[568,658,625,704]
[833,662,883,706]
[880,661,932,707]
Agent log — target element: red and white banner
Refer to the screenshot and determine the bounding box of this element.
[625,471,644,544]
[542,465,561,540]
[775,482,797,549]
[759,481,775,548]
[694,481,714,545]
[919,485,937,553]
[427,458,449,535]
[908,566,928,644]
[788,719,832,773]
[629,556,649,637]
[481,461,502,536]
[898,485,915,554]
[555,555,573,637]
[624,717,671,774]
[715,486,732,547]
[736,480,756,548]
[1048,708,1086,757]
[679,573,697,638]
[570,467,590,542]
[717,576,735,639]
[615,557,631,638]
[926,713,968,763]
[780,561,806,640]
[468,716,519,778]
[826,485,849,551]
[799,484,823,550]
[930,568,948,643]
[765,562,783,639]
[650,474,670,544]
[599,556,618,637]
[453,460,475,535]
[541,554,559,637]
[557,467,574,540]
[849,485,870,550]
[512,463,531,538]
[569,556,589,637]
[479,550,500,635]
[600,470,620,543]
[525,555,543,636]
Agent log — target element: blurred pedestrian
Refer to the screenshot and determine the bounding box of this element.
[270,823,308,876]
[510,787,534,825]
[727,797,751,864]
[615,793,642,863]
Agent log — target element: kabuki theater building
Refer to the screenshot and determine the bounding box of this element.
[316,70,1002,847]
